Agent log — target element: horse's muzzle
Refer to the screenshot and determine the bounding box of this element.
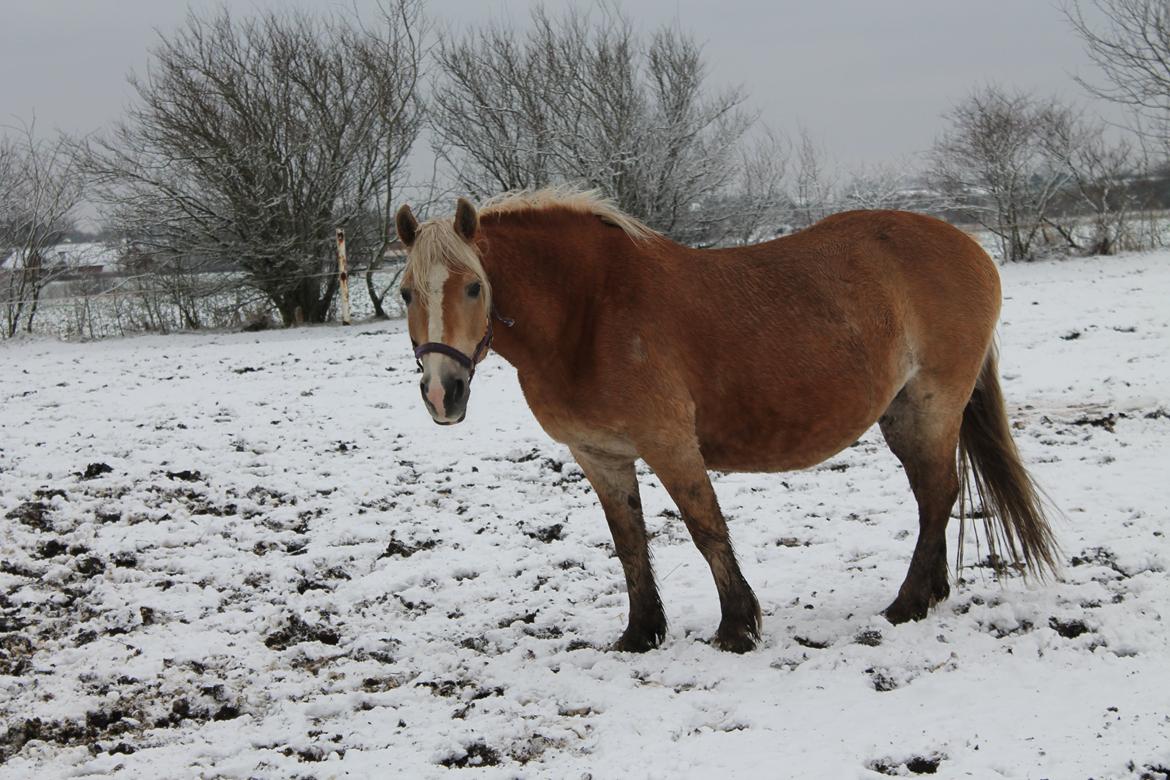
[420,369,470,424]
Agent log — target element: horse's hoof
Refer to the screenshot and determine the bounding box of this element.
[712,626,759,653]
[883,598,929,625]
[611,625,665,653]
[885,582,949,625]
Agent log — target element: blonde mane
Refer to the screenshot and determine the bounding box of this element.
[481,186,658,242]
[404,186,656,308]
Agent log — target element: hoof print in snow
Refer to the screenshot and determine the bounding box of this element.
[264,615,340,650]
[80,463,113,480]
[439,741,501,768]
[854,629,883,647]
[869,754,944,775]
[866,667,901,692]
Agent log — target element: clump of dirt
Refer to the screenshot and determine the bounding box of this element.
[81,463,113,480]
[165,470,203,482]
[855,629,883,647]
[415,678,478,698]
[0,634,34,676]
[1071,546,1116,567]
[439,741,501,768]
[5,502,53,532]
[794,635,830,649]
[1070,546,1133,579]
[75,556,106,577]
[1070,412,1123,432]
[35,538,68,558]
[0,706,146,762]
[381,533,437,558]
[1049,617,1090,639]
[263,615,340,650]
[1129,761,1170,780]
[526,524,563,543]
[869,754,944,775]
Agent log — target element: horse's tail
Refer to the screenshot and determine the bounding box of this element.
[957,345,1060,577]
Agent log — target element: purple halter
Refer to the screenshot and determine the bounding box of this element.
[413,309,514,379]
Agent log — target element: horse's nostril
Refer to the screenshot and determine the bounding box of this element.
[441,376,467,411]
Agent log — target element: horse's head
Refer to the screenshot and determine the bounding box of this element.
[396,197,491,425]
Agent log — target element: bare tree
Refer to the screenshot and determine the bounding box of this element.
[430,5,756,241]
[714,128,791,246]
[789,126,837,229]
[350,0,427,319]
[0,123,84,337]
[1066,0,1170,143]
[1038,109,1143,255]
[930,87,1071,262]
[81,1,425,326]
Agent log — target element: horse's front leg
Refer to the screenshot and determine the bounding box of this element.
[570,446,666,652]
[643,441,762,653]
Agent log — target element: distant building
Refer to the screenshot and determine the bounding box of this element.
[0,241,121,276]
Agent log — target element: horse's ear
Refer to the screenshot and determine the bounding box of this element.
[396,204,418,248]
[454,197,478,242]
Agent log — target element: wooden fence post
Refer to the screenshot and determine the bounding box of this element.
[336,228,351,326]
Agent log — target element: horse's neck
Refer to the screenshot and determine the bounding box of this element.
[480,223,595,376]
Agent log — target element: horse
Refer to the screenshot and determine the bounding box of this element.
[394,187,1058,653]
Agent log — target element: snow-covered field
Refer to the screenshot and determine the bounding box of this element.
[1,251,1168,779]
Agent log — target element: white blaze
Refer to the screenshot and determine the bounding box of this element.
[422,263,450,376]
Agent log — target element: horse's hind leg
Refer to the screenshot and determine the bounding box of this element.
[642,443,761,653]
[879,382,963,624]
[570,446,667,652]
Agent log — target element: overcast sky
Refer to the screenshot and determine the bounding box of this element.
[1,0,1121,180]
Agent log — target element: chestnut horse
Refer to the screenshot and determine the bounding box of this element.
[395,188,1057,653]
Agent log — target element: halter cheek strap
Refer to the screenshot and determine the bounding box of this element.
[413,309,514,380]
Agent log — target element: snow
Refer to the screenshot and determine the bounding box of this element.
[1,251,1168,778]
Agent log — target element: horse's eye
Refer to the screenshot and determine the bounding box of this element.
[466,282,482,298]
[400,288,412,305]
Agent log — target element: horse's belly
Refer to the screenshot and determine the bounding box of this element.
[693,373,894,473]
[698,416,871,472]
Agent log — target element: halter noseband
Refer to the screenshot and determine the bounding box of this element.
[413,309,514,380]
